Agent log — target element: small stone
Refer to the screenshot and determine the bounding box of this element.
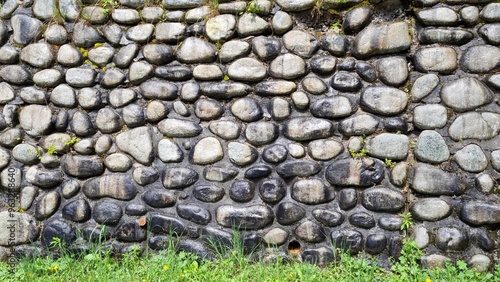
[155,22,186,43]
[12,144,38,165]
[349,212,375,229]
[200,82,251,99]
[460,6,479,25]
[209,120,241,140]
[412,164,463,196]
[362,187,405,212]
[338,188,357,210]
[288,143,306,158]
[414,46,458,74]
[365,234,387,255]
[35,191,60,220]
[436,227,468,251]
[57,44,83,67]
[61,155,104,178]
[129,61,154,84]
[142,44,174,65]
[82,6,109,24]
[0,167,20,191]
[116,127,154,165]
[33,69,63,88]
[228,58,267,82]
[132,166,159,186]
[360,86,408,116]
[343,7,372,34]
[414,130,450,164]
[269,97,291,121]
[413,104,448,129]
[256,178,285,204]
[421,254,450,269]
[263,228,288,246]
[320,33,349,57]
[479,24,500,45]
[291,91,309,110]
[310,56,336,75]
[448,112,500,141]
[245,165,272,179]
[331,230,363,254]
[177,204,211,225]
[176,37,217,64]
[219,40,251,63]
[276,201,305,225]
[0,46,19,64]
[20,186,38,210]
[228,142,258,166]
[140,80,178,100]
[203,166,237,182]
[352,22,411,59]
[230,180,255,202]
[311,96,356,119]
[104,153,132,172]
[417,7,459,26]
[245,122,278,146]
[301,76,328,95]
[216,205,274,230]
[308,139,343,161]
[377,57,408,86]
[158,119,202,138]
[230,98,263,122]
[158,139,183,163]
[11,15,42,46]
[255,81,297,96]
[237,13,269,37]
[66,68,96,88]
[19,105,52,136]
[111,9,140,24]
[325,158,385,187]
[50,84,77,108]
[0,66,30,85]
[109,89,136,108]
[461,202,500,226]
[454,144,488,173]
[20,43,54,68]
[93,201,122,225]
[62,199,91,222]
[194,99,223,121]
[412,225,429,249]
[493,150,500,172]
[269,54,306,80]
[331,71,362,92]
[481,3,500,22]
[276,160,321,178]
[339,114,380,136]
[272,11,293,35]
[356,62,377,82]
[262,144,288,164]
[143,190,176,208]
[146,101,168,122]
[292,179,334,204]
[365,133,409,161]
[460,45,500,73]
[418,28,474,45]
[72,22,104,48]
[162,167,199,189]
[193,65,223,81]
[284,118,334,141]
[475,174,496,194]
[295,221,325,243]
[379,216,403,231]
[468,254,491,273]
[192,137,224,165]
[411,198,451,221]
[283,30,318,58]
[0,212,39,245]
[126,24,154,43]
[206,14,236,41]
[313,209,345,227]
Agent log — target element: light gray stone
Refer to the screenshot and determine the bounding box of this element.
[454,144,488,173]
[96,108,123,133]
[0,212,39,246]
[66,68,96,87]
[176,37,217,64]
[365,133,409,161]
[0,83,14,104]
[20,43,54,68]
[284,118,334,141]
[57,44,83,67]
[411,74,439,102]
[129,61,154,84]
[417,7,459,26]
[263,228,288,245]
[360,86,408,116]
[415,130,450,164]
[104,153,132,172]
[245,122,279,146]
[116,127,154,165]
[479,24,500,45]
[231,98,263,122]
[256,80,297,96]
[460,45,500,74]
[448,112,500,141]
[308,139,343,161]
[414,47,457,74]
[88,47,115,67]
[228,142,258,166]
[377,56,408,86]
[237,13,269,37]
[460,6,479,26]
[33,69,63,88]
[0,66,30,85]
[219,40,251,63]
[412,164,463,196]
[0,46,19,64]
[275,0,315,11]
[158,139,183,163]
[352,22,411,58]
[206,14,237,41]
[11,15,42,46]
[269,53,307,80]
[311,96,356,119]
[192,137,224,165]
[20,105,52,136]
[283,30,318,58]
[480,3,500,22]
[228,58,267,82]
[109,89,136,108]
[45,24,68,45]
[413,104,448,129]
[209,120,241,140]
[411,198,451,221]
[50,84,77,108]
[291,91,309,110]
[301,76,328,95]
[126,24,154,43]
[193,65,223,81]
[73,22,104,48]
[441,77,493,112]
[412,225,429,249]
[468,254,491,272]
[112,9,141,24]
[272,11,293,35]
[158,119,202,138]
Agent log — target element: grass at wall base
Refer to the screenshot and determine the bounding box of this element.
[0,233,498,282]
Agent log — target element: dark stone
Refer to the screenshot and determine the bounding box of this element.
[356,62,377,82]
[276,202,306,225]
[125,202,148,216]
[83,226,109,242]
[436,227,469,251]
[178,239,212,260]
[230,180,255,202]
[203,166,238,182]
[310,56,336,75]
[177,204,211,225]
[276,160,321,178]
[331,71,362,92]
[216,205,274,230]
[83,174,138,200]
[365,234,387,255]
[418,28,474,45]
[200,82,251,99]
[252,36,281,61]
[310,96,356,119]
[384,117,408,133]
[312,209,345,227]
[193,185,225,202]
[114,221,147,242]
[301,247,334,267]
[295,221,326,243]
[202,226,233,248]
[149,235,171,250]
[477,231,495,251]
[262,144,288,163]
[55,111,69,131]
[150,214,186,235]
[245,165,272,179]
[325,158,385,187]
[26,167,64,188]
[93,201,123,225]
[155,65,192,81]
[338,189,357,210]
[338,58,356,70]
[41,219,76,246]
[291,179,335,204]
[331,230,363,254]
[460,202,500,226]
[378,216,403,231]
[388,236,402,259]
[349,212,375,229]
[243,233,263,255]
[320,34,349,56]
[162,167,199,189]
[62,199,91,222]
[132,166,159,185]
[142,190,176,208]
[258,178,287,204]
[362,187,405,212]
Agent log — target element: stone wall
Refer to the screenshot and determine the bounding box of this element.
[0,0,499,269]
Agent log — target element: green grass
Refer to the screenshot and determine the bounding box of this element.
[0,237,498,282]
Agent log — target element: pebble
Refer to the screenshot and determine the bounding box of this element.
[116,127,154,165]
[283,30,318,58]
[454,144,488,173]
[480,3,500,22]
[362,187,405,212]
[276,160,321,178]
[418,28,473,45]
[219,40,251,63]
[352,22,411,58]
[411,74,439,102]
[325,158,385,187]
[320,33,349,57]
[205,14,237,41]
[237,13,269,37]
[11,15,43,46]
[272,11,293,35]
[245,122,279,146]
[413,104,448,129]
[479,24,500,45]
[193,65,223,81]
[331,230,363,254]
[252,36,281,61]
[269,53,307,80]
[194,98,223,121]
[339,114,380,136]
[460,45,500,73]
[104,153,132,172]
[310,56,336,75]
[284,118,334,141]
[414,46,458,74]
[313,209,345,227]
[177,204,211,225]
[228,58,267,82]
[460,202,500,226]
[158,119,202,138]
[436,227,468,251]
[291,91,309,110]
[291,179,334,204]
[411,198,451,221]
[231,98,263,122]
[414,130,450,164]
[176,37,217,64]
[201,82,251,99]
[365,133,409,161]
[61,155,104,178]
[331,71,362,92]
[93,201,123,225]
[448,112,500,141]
[35,191,60,220]
[377,57,408,86]
[276,201,305,224]
[343,7,372,34]
[192,137,224,165]
[228,142,258,166]
[295,221,325,243]
[216,205,274,230]
[301,76,328,94]
[412,164,463,196]
[308,139,343,161]
[230,180,255,202]
[417,7,459,26]
[62,199,91,222]
[0,212,38,245]
[360,86,408,116]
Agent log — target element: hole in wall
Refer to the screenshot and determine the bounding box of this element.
[288,240,301,256]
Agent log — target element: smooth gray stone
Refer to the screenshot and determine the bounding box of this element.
[413,104,448,129]
[283,30,318,58]
[441,77,493,112]
[112,9,141,24]
[352,22,411,58]
[448,112,500,141]
[57,44,83,67]
[20,43,54,68]
[417,7,459,26]
[454,144,488,173]
[415,130,450,164]
[360,86,408,116]
[339,114,380,136]
[414,46,457,74]
[176,37,217,64]
[411,74,439,102]
[479,24,500,45]
[116,127,154,165]
[11,15,43,46]
[72,21,104,48]
[418,28,474,45]
[272,11,293,35]
[206,14,237,41]
[284,118,334,141]
[460,45,500,73]
[219,40,251,63]
[377,57,408,87]
[237,13,269,37]
[269,53,306,80]
[412,164,463,196]
[365,133,409,161]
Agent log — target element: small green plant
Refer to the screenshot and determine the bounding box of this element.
[65,137,80,148]
[223,75,230,81]
[399,212,413,231]
[331,22,342,29]
[240,0,261,15]
[99,0,119,14]
[385,158,396,168]
[47,144,58,156]
[349,148,369,158]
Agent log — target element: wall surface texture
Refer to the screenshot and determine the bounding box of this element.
[0,0,499,269]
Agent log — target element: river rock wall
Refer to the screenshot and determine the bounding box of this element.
[0,0,499,269]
